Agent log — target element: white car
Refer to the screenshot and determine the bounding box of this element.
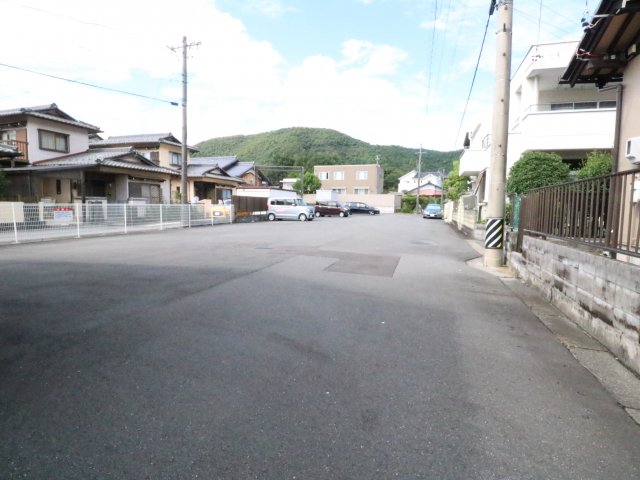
[267,198,315,221]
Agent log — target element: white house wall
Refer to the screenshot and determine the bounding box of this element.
[619,56,640,172]
[26,117,90,162]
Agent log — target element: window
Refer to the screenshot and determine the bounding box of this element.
[318,171,329,180]
[0,130,16,142]
[170,152,182,166]
[150,151,160,163]
[38,130,69,153]
[332,188,346,194]
[354,188,369,195]
[333,171,344,180]
[599,100,616,108]
[574,102,597,110]
[56,179,62,195]
[356,170,368,180]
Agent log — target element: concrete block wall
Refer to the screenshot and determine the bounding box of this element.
[509,236,640,375]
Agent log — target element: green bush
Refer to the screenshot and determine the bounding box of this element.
[400,195,441,213]
[578,151,613,179]
[507,151,570,194]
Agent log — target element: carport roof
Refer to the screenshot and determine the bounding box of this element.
[561,0,640,87]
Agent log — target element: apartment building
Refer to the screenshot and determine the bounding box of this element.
[313,164,384,194]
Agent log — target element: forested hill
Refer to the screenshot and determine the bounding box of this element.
[194,127,461,191]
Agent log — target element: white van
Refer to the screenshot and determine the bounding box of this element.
[267,198,315,221]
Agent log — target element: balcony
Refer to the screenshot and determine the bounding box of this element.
[2,139,28,162]
[510,104,616,152]
[459,148,489,177]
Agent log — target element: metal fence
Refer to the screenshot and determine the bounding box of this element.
[518,169,640,259]
[0,203,232,245]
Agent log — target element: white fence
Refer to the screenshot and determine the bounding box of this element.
[0,202,233,245]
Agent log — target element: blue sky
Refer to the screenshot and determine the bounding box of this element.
[2,0,594,151]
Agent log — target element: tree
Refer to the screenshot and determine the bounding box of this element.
[578,151,613,179]
[506,151,570,194]
[443,160,470,200]
[292,172,322,194]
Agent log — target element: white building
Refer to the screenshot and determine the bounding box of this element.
[397,170,443,195]
[459,41,617,208]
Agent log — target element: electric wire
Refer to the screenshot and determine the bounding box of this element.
[0,62,179,106]
[425,0,438,116]
[452,5,492,149]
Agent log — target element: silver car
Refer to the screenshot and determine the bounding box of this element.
[267,197,315,221]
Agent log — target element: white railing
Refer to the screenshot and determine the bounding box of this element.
[0,202,234,245]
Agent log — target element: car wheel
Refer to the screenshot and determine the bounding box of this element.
[267,213,276,221]
[369,210,375,215]
[315,211,320,217]
[339,211,345,217]
[298,213,308,222]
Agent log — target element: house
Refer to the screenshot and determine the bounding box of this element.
[459,41,618,211]
[0,103,100,166]
[397,170,443,196]
[89,133,195,170]
[0,104,180,204]
[561,0,640,174]
[186,156,246,204]
[313,164,384,194]
[89,136,266,204]
[7,148,179,204]
[508,1,640,376]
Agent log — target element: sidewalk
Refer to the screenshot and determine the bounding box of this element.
[466,239,640,426]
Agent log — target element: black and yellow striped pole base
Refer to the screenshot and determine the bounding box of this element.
[485,217,504,249]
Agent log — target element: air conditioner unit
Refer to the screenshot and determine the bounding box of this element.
[625,137,640,164]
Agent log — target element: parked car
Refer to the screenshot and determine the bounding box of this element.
[315,201,350,217]
[345,202,380,215]
[422,203,443,219]
[267,197,315,221]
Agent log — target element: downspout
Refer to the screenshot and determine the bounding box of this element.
[612,84,623,173]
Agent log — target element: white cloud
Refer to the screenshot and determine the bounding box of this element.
[1,0,467,151]
[246,0,297,18]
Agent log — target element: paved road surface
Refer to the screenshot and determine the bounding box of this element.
[1,215,639,479]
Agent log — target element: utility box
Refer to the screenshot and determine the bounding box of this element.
[625,137,640,164]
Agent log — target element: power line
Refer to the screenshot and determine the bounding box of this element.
[453,4,493,149]
[0,62,179,106]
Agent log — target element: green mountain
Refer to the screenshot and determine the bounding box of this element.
[194,127,462,192]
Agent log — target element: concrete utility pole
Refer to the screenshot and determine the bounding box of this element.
[484,0,513,267]
[170,36,201,204]
[415,145,422,213]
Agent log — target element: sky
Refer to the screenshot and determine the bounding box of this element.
[2,0,594,152]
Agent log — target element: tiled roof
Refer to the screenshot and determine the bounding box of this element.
[187,164,243,182]
[0,103,100,132]
[189,156,237,168]
[32,148,178,175]
[225,161,255,177]
[90,133,197,151]
[0,143,20,158]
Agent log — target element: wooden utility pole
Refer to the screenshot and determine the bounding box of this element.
[170,37,201,204]
[484,0,512,267]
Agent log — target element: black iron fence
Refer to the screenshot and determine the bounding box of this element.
[518,169,640,259]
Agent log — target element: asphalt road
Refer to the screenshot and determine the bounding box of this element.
[1,214,639,479]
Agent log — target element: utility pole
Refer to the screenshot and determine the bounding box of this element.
[415,145,422,213]
[484,0,512,267]
[170,36,201,204]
